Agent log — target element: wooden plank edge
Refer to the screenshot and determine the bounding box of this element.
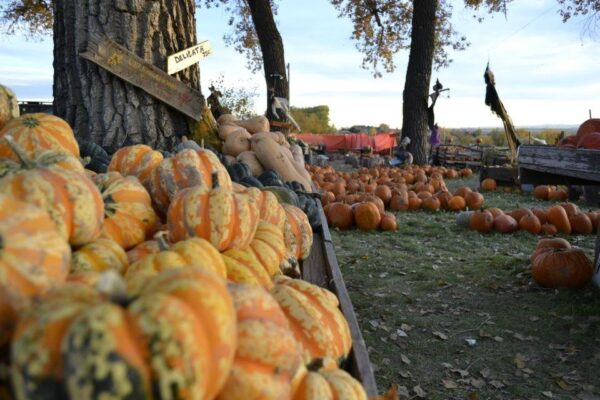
[316,202,379,397]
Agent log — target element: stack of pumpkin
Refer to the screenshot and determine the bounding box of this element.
[0,110,368,398]
[557,118,600,149]
[458,202,599,236]
[313,164,482,231]
[531,184,570,202]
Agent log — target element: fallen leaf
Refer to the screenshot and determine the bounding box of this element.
[514,353,527,369]
[441,362,453,369]
[467,392,480,400]
[413,385,426,398]
[479,330,492,338]
[522,368,534,374]
[396,329,408,338]
[489,380,505,389]
[398,370,412,379]
[470,378,486,389]
[480,368,491,379]
[529,316,540,321]
[494,336,504,342]
[556,378,575,391]
[397,386,410,398]
[513,332,528,341]
[451,368,470,378]
[369,320,380,328]
[433,331,448,341]
[400,323,412,331]
[400,354,411,365]
[442,379,458,389]
[542,391,554,398]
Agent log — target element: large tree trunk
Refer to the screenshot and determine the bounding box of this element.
[402,0,438,165]
[53,0,200,153]
[246,0,288,122]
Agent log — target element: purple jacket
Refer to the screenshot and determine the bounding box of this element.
[430,127,441,146]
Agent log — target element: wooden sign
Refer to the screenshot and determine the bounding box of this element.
[80,33,203,121]
[167,41,212,75]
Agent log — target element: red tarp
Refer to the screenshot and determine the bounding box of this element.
[291,132,397,154]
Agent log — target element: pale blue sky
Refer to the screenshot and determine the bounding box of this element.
[1,0,598,129]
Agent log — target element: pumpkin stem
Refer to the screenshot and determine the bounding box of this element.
[306,358,324,372]
[2,135,34,168]
[153,231,170,251]
[211,171,219,189]
[95,270,130,305]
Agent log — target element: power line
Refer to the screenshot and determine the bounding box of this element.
[486,4,559,55]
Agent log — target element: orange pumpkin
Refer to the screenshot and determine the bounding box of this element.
[108,144,163,185]
[220,283,303,400]
[0,167,104,246]
[292,358,367,400]
[533,185,550,200]
[167,184,260,252]
[480,178,497,191]
[541,223,558,236]
[547,205,572,234]
[0,113,79,160]
[469,210,494,233]
[223,222,287,289]
[447,195,466,211]
[519,214,542,235]
[548,188,568,202]
[389,192,409,211]
[379,212,397,231]
[94,172,158,250]
[0,194,70,347]
[569,212,593,234]
[147,149,232,215]
[270,275,352,362]
[326,202,354,230]
[493,214,518,233]
[486,207,504,218]
[353,202,381,231]
[374,185,392,205]
[531,207,548,224]
[531,246,593,288]
[321,191,336,207]
[464,191,485,209]
[509,208,533,223]
[70,238,129,275]
[11,268,237,400]
[422,196,441,211]
[530,237,571,263]
[453,186,472,198]
[434,191,452,210]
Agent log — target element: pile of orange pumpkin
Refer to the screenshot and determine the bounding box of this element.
[0,108,370,399]
[312,164,482,231]
[459,202,599,236]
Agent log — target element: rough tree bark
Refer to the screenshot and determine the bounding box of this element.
[246,0,288,122]
[53,0,200,153]
[402,0,438,165]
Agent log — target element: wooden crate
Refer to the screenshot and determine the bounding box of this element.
[518,145,600,206]
[301,203,379,397]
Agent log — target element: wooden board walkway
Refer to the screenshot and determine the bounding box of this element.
[301,202,379,397]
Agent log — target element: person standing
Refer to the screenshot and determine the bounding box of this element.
[429,123,441,163]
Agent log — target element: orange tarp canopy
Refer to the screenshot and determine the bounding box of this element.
[291,132,397,154]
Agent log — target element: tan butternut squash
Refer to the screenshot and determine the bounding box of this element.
[253,136,312,191]
[225,154,236,165]
[250,131,287,148]
[217,113,236,125]
[281,145,312,189]
[289,144,304,167]
[234,115,270,134]
[223,129,252,157]
[236,151,265,176]
[219,124,245,141]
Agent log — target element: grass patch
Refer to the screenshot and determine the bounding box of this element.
[332,176,600,399]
